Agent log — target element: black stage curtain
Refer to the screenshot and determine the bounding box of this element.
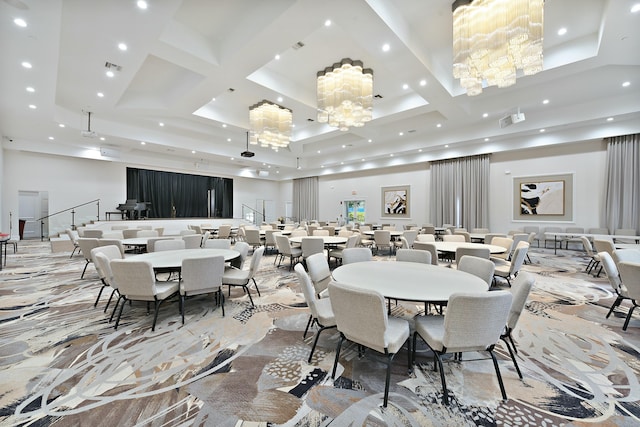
[126,168,233,218]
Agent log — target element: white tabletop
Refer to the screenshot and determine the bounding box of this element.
[127,248,239,269]
[362,230,403,237]
[289,236,347,245]
[121,237,174,246]
[260,229,291,236]
[332,261,488,302]
[433,241,506,254]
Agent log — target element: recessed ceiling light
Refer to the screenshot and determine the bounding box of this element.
[324,19,332,27]
[484,137,490,142]
[539,128,546,132]
[28,104,36,109]
[482,113,489,118]
[368,139,372,143]
[436,123,442,128]
[277,96,283,102]
[317,150,321,154]
[631,3,640,13]
[543,99,550,104]
[106,70,115,78]
[276,170,279,173]
[607,117,614,121]
[222,124,227,128]
[342,144,346,148]
[361,158,365,161]
[382,43,390,52]
[159,122,164,126]
[622,81,631,87]
[26,86,34,92]
[118,43,128,51]
[191,150,196,154]
[97,92,104,97]
[137,1,148,10]
[140,141,146,145]
[557,27,567,36]
[58,123,65,128]
[399,132,404,136]
[48,136,54,140]
[100,137,105,141]
[230,157,235,160]
[21,61,32,69]
[14,18,27,27]
[390,154,394,157]
[419,80,427,86]
[402,83,409,90]
[275,54,280,60]
[340,161,344,165]
[445,144,449,148]
[321,165,324,168]
[418,149,423,153]
[211,97,216,102]
[227,138,231,142]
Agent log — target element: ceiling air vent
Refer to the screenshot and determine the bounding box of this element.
[292,41,305,50]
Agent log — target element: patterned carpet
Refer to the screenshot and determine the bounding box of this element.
[1,241,639,426]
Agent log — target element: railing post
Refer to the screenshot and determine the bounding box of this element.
[97,200,100,222]
[40,220,44,241]
[71,209,76,230]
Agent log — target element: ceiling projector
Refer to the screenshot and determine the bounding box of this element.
[241,150,255,158]
[499,112,526,128]
[81,130,98,138]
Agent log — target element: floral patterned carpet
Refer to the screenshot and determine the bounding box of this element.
[1,240,639,426]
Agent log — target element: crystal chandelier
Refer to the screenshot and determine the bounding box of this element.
[452,0,544,96]
[317,58,373,131]
[249,100,292,151]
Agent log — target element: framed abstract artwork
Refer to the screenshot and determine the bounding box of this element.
[381,185,410,217]
[513,173,573,221]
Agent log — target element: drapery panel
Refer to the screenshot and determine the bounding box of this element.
[127,168,233,218]
[430,154,490,229]
[292,176,319,222]
[602,134,640,233]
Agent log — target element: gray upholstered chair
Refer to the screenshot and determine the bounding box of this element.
[373,230,393,255]
[274,234,302,270]
[179,255,225,323]
[264,229,279,254]
[483,233,507,245]
[396,230,418,249]
[77,238,100,279]
[329,234,360,266]
[110,259,179,331]
[146,237,171,253]
[501,272,535,379]
[98,238,126,257]
[617,261,640,330]
[294,264,336,363]
[83,229,103,238]
[204,239,231,250]
[122,229,140,239]
[412,290,513,405]
[455,246,490,264]
[182,234,202,249]
[329,280,411,408]
[413,242,439,266]
[580,236,600,274]
[230,241,250,269]
[442,234,465,242]
[396,248,431,264]
[490,237,514,261]
[217,224,232,240]
[415,234,436,242]
[244,229,262,251]
[494,242,529,286]
[65,228,81,258]
[305,253,332,298]
[457,255,494,287]
[593,239,616,277]
[599,252,630,322]
[90,245,123,309]
[222,246,264,307]
[453,230,471,242]
[155,239,186,252]
[301,237,324,260]
[341,247,372,264]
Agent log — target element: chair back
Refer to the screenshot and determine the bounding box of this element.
[247,246,265,277]
[231,241,250,269]
[613,249,640,265]
[180,256,225,295]
[594,239,615,257]
[122,229,140,239]
[217,224,232,239]
[508,243,529,275]
[78,238,100,261]
[457,255,494,287]
[373,230,391,244]
[102,231,124,239]
[491,237,513,259]
[324,226,335,236]
[328,280,389,354]
[91,245,123,280]
[618,262,640,300]
[484,233,507,245]
[265,229,278,245]
[111,225,128,230]
[338,229,353,237]
[412,242,439,265]
[155,227,164,236]
[275,234,293,256]
[507,272,535,331]
[396,248,431,264]
[306,253,331,295]
[472,228,490,234]
[182,234,202,249]
[146,237,171,252]
[137,230,159,238]
[313,229,330,236]
[204,239,231,250]
[291,229,308,237]
[402,230,418,247]
[455,246,490,263]
[454,230,471,242]
[599,252,623,294]
[415,234,435,242]
[580,236,594,256]
[201,231,211,244]
[65,228,79,244]
[301,237,324,258]
[155,239,185,251]
[341,247,372,264]
[98,238,126,257]
[589,227,609,235]
[443,234,465,242]
[294,266,320,310]
[442,291,513,352]
[93,252,115,287]
[83,229,103,238]
[244,229,262,246]
[110,260,158,301]
[510,234,529,255]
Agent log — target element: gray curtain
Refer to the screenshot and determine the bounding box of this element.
[293,176,319,222]
[430,154,490,229]
[602,134,640,233]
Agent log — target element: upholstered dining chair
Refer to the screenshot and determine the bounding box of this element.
[83,229,103,238]
[373,230,393,255]
[442,234,465,242]
[396,248,431,264]
[453,230,471,242]
[581,236,600,274]
[155,239,186,252]
[244,229,263,252]
[294,264,336,363]
[110,259,179,331]
[200,231,211,245]
[90,245,123,309]
[222,246,264,307]
[483,233,507,245]
[455,246,490,264]
[415,234,436,243]
[77,238,100,279]
[217,224,232,240]
[229,241,250,269]
[341,247,372,264]
[457,255,494,287]
[600,252,631,322]
[65,228,81,258]
[137,230,159,238]
[182,234,202,249]
[204,238,232,250]
[313,229,330,236]
[593,239,616,277]
[179,255,225,323]
[264,229,279,254]
[98,238,126,257]
[329,234,360,266]
[306,253,332,298]
[328,280,411,408]
[412,242,439,266]
[490,237,514,262]
[122,229,140,239]
[500,272,535,379]
[617,261,640,330]
[274,234,302,270]
[613,249,640,265]
[146,237,171,253]
[412,290,513,405]
[301,237,324,261]
[396,230,418,250]
[494,242,529,286]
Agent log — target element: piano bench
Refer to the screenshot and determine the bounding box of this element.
[106,211,125,220]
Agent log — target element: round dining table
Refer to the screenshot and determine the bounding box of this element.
[288,235,347,246]
[433,241,506,255]
[127,248,239,270]
[362,230,403,238]
[332,261,488,303]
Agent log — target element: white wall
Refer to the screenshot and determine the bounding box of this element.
[2,150,282,237]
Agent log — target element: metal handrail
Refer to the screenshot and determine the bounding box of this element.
[241,204,264,226]
[36,199,100,240]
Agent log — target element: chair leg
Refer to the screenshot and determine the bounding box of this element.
[81,260,90,279]
[104,288,118,313]
[434,352,448,405]
[243,285,255,307]
[303,315,314,339]
[180,295,185,324]
[94,283,107,307]
[489,349,508,400]
[308,325,336,363]
[252,278,261,297]
[383,352,393,408]
[606,296,623,319]
[151,299,162,331]
[219,290,225,316]
[114,297,127,329]
[331,334,345,379]
[501,336,523,379]
[623,304,638,331]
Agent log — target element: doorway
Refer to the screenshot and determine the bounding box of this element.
[19,191,49,240]
[345,200,366,224]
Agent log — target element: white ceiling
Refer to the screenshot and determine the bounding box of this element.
[2,0,640,180]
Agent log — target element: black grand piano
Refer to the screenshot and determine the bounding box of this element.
[115,199,151,219]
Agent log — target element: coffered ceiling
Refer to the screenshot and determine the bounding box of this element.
[2,0,639,180]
